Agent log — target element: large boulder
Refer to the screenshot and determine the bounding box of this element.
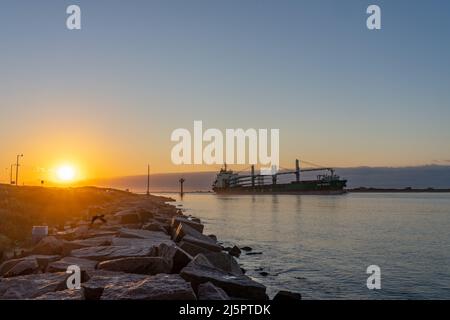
[97,257,171,275]
[273,290,302,300]
[3,258,39,278]
[182,235,222,252]
[114,209,141,224]
[35,289,83,300]
[111,236,174,248]
[157,243,192,273]
[0,272,69,299]
[70,245,156,262]
[0,255,60,277]
[173,222,212,243]
[118,228,170,240]
[198,282,230,300]
[178,240,213,257]
[171,217,204,234]
[81,271,196,300]
[47,256,98,273]
[101,273,197,300]
[228,245,242,258]
[31,236,65,255]
[142,221,167,233]
[180,254,268,300]
[201,252,243,276]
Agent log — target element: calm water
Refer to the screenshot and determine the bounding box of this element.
[157,193,450,299]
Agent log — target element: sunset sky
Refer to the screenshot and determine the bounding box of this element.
[1,0,450,185]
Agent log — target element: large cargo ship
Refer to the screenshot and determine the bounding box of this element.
[212,160,347,195]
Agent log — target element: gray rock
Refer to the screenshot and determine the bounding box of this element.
[180,254,268,300]
[101,273,197,300]
[208,235,218,242]
[198,282,230,300]
[172,222,213,244]
[47,256,98,273]
[0,272,69,299]
[182,235,222,252]
[114,209,141,224]
[0,255,60,277]
[202,252,244,276]
[111,236,174,248]
[171,217,204,234]
[157,243,192,273]
[35,289,83,300]
[3,258,40,278]
[228,245,241,258]
[179,240,214,257]
[31,236,65,255]
[70,245,156,262]
[82,271,196,300]
[118,228,170,240]
[273,290,302,300]
[142,222,167,233]
[97,257,171,275]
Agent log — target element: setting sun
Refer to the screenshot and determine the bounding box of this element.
[56,165,76,182]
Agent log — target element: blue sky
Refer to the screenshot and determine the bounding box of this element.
[1,0,450,179]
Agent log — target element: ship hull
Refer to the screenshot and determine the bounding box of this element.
[213,180,347,195]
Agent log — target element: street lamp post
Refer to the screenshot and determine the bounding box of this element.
[15,154,23,186]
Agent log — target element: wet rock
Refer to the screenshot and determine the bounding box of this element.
[273,290,302,300]
[70,245,156,262]
[172,222,212,244]
[0,272,69,299]
[202,252,243,276]
[97,257,171,275]
[157,243,193,273]
[47,256,98,273]
[182,235,222,252]
[228,245,241,258]
[198,281,230,300]
[208,234,218,242]
[180,254,268,300]
[259,272,269,277]
[179,240,213,257]
[241,246,252,252]
[171,217,204,234]
[35,289,83,300]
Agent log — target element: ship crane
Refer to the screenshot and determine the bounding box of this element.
[228,159,336,187]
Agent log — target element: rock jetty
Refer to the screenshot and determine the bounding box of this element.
[0,191,290,300]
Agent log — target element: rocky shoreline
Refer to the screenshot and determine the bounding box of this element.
[0,190,300,300]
